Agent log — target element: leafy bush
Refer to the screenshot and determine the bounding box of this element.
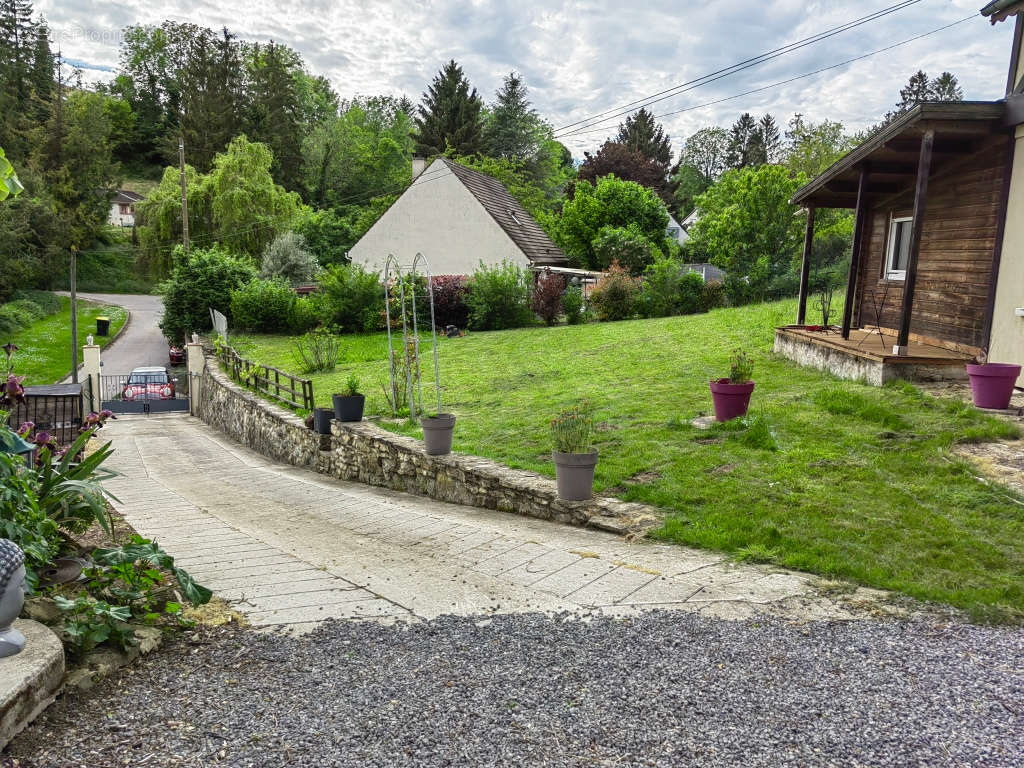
[700,280,727,312]
[260,232,319,284]
[637,255,685,318]
[291,296,321,333]
[293,329,340,373]
[429,275,470,329]
[295,208,357,268]
[317,263,384,334]
[13,289,61,315]
[562,285,584,325]
[230,277,297,333]
[466,261,534,331]
[591,224,661,274]
[678,272,705,315]
[532,269,565,326]
[0,452,60,592]
[589,260,638,322]
[158,245,257,343]
[0,300,43,335]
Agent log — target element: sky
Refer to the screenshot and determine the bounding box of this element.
[39,0,1017,158]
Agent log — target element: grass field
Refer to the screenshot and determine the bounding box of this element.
[5,297,127,385]
[236,299,1024,621]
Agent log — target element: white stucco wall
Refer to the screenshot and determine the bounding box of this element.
[988,124,1024,383]
[348,160,529,275]
[108,202,134,228]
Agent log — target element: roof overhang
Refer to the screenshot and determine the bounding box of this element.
[791,101,1007,208]
[980,0,1024,23]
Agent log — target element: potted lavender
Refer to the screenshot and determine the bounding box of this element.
[551,402,598,501]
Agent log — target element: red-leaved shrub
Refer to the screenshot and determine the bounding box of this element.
[532,268,565,326]
[429,275,470,329]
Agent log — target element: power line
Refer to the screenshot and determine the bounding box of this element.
[557,15,975,141]
[551,0,923,137]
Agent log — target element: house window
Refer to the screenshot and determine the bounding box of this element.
[885,216,913,280]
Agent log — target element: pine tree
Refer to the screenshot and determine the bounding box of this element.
[930,72,963,101]
[413,59,483,156]
[758,114,781,164]
[616,108,672,172]
[180,26,243,171]
[898,70,933,110]
[0,0,35,106]
[484,71,541,161]
[725,113,759,169]
[28,18,52,117]
[244,41,304,190]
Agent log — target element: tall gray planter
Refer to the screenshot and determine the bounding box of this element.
[552,450,599,501]
[421,413,456,455]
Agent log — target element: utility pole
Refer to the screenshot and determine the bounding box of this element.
[55,50,63,165]
[178,137,189,254]
[70,246,78,384]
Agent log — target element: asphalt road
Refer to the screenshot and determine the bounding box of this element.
[60,293,168,374]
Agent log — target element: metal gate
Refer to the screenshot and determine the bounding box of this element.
[100,371,190,414]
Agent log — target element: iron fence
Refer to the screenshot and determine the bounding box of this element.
[217,345,314,411]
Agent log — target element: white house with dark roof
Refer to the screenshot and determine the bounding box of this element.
[348,158,568,276]
[108,190,143,228]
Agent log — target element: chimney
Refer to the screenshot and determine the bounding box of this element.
[411,156,427,181]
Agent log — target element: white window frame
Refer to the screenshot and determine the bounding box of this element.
[885,215,913,281]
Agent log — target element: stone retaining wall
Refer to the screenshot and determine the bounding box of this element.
[196,352,659,535]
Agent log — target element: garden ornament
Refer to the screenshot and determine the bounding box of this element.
[0,539,26,657]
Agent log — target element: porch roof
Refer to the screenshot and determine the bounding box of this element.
[790,101,1006,208]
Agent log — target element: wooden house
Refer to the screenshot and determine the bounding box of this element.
[774,1,1024,385]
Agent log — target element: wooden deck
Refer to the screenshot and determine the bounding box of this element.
[776,326,975,366]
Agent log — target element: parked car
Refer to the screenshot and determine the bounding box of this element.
[168,345,184,365]
[122,367,176,401]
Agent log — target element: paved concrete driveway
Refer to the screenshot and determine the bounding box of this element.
[60,293,168,374]
[100,415,885,631]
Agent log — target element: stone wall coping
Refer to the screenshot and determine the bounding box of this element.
[0,619,64,750]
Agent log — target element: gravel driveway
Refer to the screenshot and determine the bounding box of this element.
[10,612,1022,767]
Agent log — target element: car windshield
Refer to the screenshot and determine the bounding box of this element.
[128,372,168,385]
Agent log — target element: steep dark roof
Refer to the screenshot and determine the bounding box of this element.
[113,189,144,204]
[440,158,567,266]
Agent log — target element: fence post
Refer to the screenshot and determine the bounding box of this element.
[81,343,102,414]
[186,341,205,417]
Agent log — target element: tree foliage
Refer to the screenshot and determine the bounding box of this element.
[260,232,318,283]
[554,175,670,270]
[616,108,672,172]
[784,114,853,179]
[688,165,807,304]
[413,59,483,156]
[577,141,670,202]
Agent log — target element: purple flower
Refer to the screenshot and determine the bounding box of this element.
[16,421,34,437]
[3,374,24,404]
[32,431,52,447]
[100,409,114,419]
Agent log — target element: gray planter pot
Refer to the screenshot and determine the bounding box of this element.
[552,450,599,501]
[421,413,456,455]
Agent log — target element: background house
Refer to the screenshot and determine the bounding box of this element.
[666,213,688,245]
[349,158,568,276]
[108,190,143,228]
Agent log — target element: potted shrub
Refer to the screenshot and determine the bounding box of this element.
[709,349,755,422]
[421,412,456,455]
[965,361,1021,409]
[551,402,598,501]
[333,373,365,422]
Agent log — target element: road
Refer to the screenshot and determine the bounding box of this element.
[59,292,168,374]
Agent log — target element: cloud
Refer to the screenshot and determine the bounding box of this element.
[38,0,1016,159]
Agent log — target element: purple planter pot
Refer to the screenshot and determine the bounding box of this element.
[709,379,755,422]
[965,363,1021,410]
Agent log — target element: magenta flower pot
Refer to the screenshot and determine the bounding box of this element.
[709,379,755,422]
[966,363,1021,409]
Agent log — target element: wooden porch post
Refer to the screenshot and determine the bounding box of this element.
[796,205,816,325]
[840,164,870,339]
[895,129,935,355]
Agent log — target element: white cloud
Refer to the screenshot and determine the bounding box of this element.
[39,0,1017,159]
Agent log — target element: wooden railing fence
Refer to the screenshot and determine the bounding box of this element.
[217,345,314,411]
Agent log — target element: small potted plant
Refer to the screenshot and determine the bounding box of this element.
[551,402,598,501]
[421,411,456,455]
[333,373,365,422]
[709,349,755,422]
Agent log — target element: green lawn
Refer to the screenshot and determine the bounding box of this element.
[5,297,127,385]
[234,299,1024,622]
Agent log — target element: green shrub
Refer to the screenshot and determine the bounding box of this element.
[13,290,61,315]
[158,245,257,343]
[291,296,321,333]
[591,224,661,274]
[0,300,43,335]
[293,329,340,373]
[700,280,727,311]
[589,260,638,322]
[466,261,534,331]
[230,277,297,333]
[317,263,384,334]
[637,255,683,318]
[562,285,584,325]
[678,272,705,314]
